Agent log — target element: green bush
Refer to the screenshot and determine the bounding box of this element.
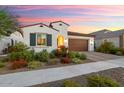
[119,48,124,55]
[8,42,28,53]
[87,75,119,87]
[28,61,42,69]
[62,80,81,87]
[109,48,120,54]
[72,58,82,64]
[49,52,56,59]
[68,51,87,60]
[79,53,87,60]
[8,50,33,62]
[35,50,49,62]
[74,52,86,60]
[96,41,117,54]
[75,52,80,57]
[0,61,5,68]
[68,51,76,59]
[115,51,123,56]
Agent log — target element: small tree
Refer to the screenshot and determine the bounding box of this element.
[0,8,20,38]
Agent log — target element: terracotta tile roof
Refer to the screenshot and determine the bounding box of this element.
[20,23,59,31]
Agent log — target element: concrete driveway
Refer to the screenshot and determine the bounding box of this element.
[83,52,123,61]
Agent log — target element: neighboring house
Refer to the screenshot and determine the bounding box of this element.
[0,21,94,54]
[90,29,124,48]
[0,31,24,54]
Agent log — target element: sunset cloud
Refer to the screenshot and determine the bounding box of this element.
[2,5,124,34]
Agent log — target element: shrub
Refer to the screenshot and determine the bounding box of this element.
[8,51,33,62]
[116,51,123,56]
[96,41,116,54]
[47,58,59,65]
[10,59,27,69]
[8,42,28,53]
[75,52,80,57]
[74,52,86,60]
[76,53,87,60]
[60,57,70,64]
[0,61,5,68]
[119,48,124,55]
[28,61,42,69]
[87,75,119,87]
[60,46,68,57]
[68,51,76,59]
[109,48,120,54]
[35,50,49,62]
[50,49,62,57]
[62,80,81,87]
[68,51,86,60]
[72,58,82,64]
[49,52,56,59]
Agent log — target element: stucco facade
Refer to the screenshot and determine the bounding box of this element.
[0,31,24,54]
[21,21,69,52]
[0,21,94,54]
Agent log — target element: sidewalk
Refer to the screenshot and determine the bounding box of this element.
[0,58,123,87]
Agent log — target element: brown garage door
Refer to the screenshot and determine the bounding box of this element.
[69,38,88,51]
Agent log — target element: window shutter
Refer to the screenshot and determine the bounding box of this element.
[47,34,52,46]
[30,33,36,46]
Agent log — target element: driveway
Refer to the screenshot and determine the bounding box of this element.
[83,52,123,61]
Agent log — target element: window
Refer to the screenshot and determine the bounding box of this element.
[30,33,52,47]
[37,33,46,46]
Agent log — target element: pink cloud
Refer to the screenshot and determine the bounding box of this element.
[17,16,113,24]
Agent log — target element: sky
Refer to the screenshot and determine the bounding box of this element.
[2,5,124,34]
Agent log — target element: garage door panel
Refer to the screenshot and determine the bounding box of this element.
[69,39,88,51]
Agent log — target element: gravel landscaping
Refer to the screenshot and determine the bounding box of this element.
[33,67,124,87]
[0,58,93,75]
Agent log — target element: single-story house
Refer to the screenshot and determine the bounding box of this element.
[90,29,124,48]
[0,21,94,54]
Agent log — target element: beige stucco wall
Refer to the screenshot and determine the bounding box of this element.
[22,25,58,52]
[50,22,69,47]
[22,23,68,52]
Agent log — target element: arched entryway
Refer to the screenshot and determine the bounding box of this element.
[57,35,64,48]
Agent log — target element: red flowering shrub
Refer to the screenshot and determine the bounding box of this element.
[61,57,70,64]
[10,59,27,69]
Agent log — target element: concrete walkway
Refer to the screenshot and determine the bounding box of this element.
[0,58,124,87]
